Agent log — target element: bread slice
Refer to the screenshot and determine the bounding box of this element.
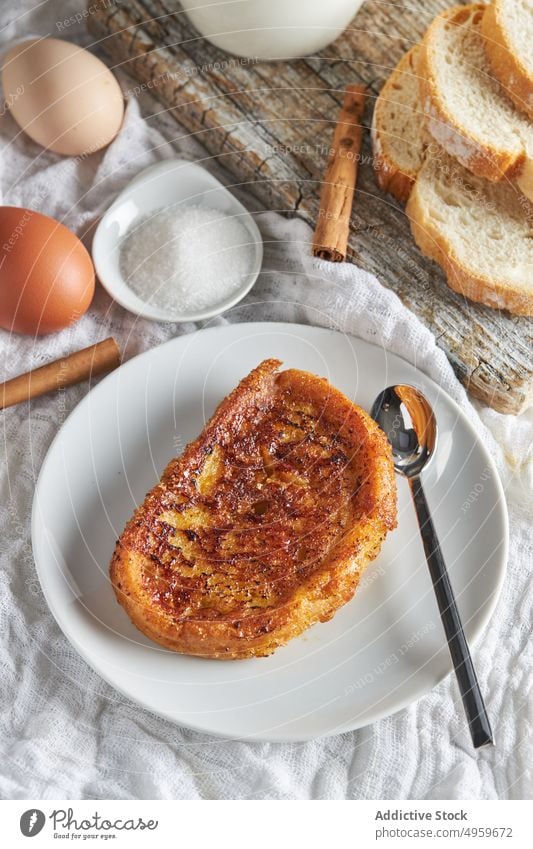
[371,45,428,203]
[406,150,533,315]
[419,4,533,200]
[372,44,533,314]
[482,0,533,121]
[111,359,397,659]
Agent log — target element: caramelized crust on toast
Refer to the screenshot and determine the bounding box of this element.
[111,360,397,658]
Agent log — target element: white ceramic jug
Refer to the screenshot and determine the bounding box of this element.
[179,0,364,60]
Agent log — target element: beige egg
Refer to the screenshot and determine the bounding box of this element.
[2,38,124,156]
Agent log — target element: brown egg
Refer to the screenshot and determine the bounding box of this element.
[0,207,95,335]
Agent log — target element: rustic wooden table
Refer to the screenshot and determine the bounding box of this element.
[88,0,532,413]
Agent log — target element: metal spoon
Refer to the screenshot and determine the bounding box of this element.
[371,384,493,749]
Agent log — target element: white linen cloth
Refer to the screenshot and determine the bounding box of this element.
[0,0,531,801]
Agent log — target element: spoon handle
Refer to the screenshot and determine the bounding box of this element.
[409,476,493,749]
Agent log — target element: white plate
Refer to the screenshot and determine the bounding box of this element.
[92,159,263,323]
[32,324,508,742]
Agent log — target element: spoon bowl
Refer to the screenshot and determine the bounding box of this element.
[371,384,437,478]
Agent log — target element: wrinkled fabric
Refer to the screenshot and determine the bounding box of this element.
[0,0,531,801]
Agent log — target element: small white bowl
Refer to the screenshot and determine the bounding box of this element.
[92,158,263,323]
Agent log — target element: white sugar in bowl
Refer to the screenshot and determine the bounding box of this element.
[178,0,364,60]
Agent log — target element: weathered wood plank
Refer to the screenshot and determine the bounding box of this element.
[87,0,532,413]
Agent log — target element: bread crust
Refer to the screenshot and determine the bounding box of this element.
[482,0,533,121]
[371,48,422,203]
[111,360,397,658]
[406,172,533,315]
[419,4,527,183]
[372,116,416,203]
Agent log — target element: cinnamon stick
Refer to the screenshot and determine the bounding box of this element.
[0,337,121,410]
[312,85,366,262]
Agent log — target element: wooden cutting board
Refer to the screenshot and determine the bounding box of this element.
[88,0,532,414]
